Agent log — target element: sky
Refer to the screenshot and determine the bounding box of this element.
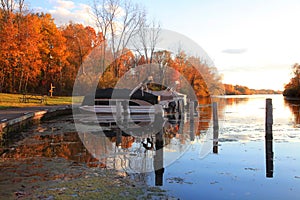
[29,0,300,90]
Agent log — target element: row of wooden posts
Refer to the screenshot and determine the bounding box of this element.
[212,99,274,178]
[113,98,273,179]
[111,99,273,185]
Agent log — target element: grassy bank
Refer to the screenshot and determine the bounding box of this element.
[0,93,82,109]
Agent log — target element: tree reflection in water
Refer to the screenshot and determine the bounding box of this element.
[284,99,300,127]
[1,98,220,186]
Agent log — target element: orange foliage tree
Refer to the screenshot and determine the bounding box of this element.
[283,63,300,97]
[0,0,223,97]
[38,13,68,94]
[0,8,101,95]
[0,11,19,93]
[61,23,102,94]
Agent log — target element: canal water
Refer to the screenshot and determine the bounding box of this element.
[1,94,300,199]
[158,94,300,199]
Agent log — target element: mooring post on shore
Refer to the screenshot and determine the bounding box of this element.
[265,98,274,178]
[213,102,219,154]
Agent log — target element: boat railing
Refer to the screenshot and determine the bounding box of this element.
[80,105,158,114]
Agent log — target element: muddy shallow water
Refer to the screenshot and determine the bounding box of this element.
[1,94,300,199]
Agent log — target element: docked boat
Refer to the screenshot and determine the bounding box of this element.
[80,84,187,116]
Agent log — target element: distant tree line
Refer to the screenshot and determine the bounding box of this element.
[0,0,223,98]
[224,84,281,95]
[283,63,300,98]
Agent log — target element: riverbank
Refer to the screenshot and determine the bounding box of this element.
[0,111,172,199]
[0,105,73,143]
[0,156,169,199]
[0,93,75,109]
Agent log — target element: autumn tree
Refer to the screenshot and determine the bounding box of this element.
[283,63,300,97]
[0,0,42,93]
[0,11,18,92]
[0,0,224,98]
[98,49,134,88]
[37,13,68,94]
[16,14,42,93]
[61,23,102,94]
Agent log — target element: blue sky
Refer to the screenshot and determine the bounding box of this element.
[29,0,300,90]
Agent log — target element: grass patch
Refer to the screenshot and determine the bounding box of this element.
[0,93,83,109]
[35,176,145,200]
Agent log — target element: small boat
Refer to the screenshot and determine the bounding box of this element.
[80,77,188,116]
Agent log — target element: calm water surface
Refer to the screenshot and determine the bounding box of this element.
[158,94,300,199]
[1,94,300,199]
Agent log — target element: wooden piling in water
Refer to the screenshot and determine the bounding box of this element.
[265,98,273,139]
[189,101,194,118]
[154,130,164,186]
[189,101,195,141]
[116,101,122,123]
[265,98,274,178]
[116,129,122,147]
[213,102,219,154]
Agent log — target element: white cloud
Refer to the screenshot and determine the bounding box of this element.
[222,48,247,54]
[47,0,95,28]
[50,0,75,10]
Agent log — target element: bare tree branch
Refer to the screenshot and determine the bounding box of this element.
[92,0,146,77]
[132,19,161,64]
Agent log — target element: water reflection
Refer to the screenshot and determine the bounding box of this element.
[196,98,212,132]
[265,134,274,178]
[1,106,207,186]
[3,94,300,199]
[1,132,103,167]
[222,96,250,106]
[284,99,300,127]
[77,111,201,184]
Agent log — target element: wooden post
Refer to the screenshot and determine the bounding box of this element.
[265,98,273,139]
[213,102,219,154]
[189,101,194,118]
[213,102,219,130]
[121,100,129,129]
[116,129,122,147]
[122,100,129,115]
[189,101,195,141]
[178,99,184,119]
[49,83,55,97]
[152,104,165,133]
[265,98,274,178]
[154,130,164,186]
[116,101,122,123]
